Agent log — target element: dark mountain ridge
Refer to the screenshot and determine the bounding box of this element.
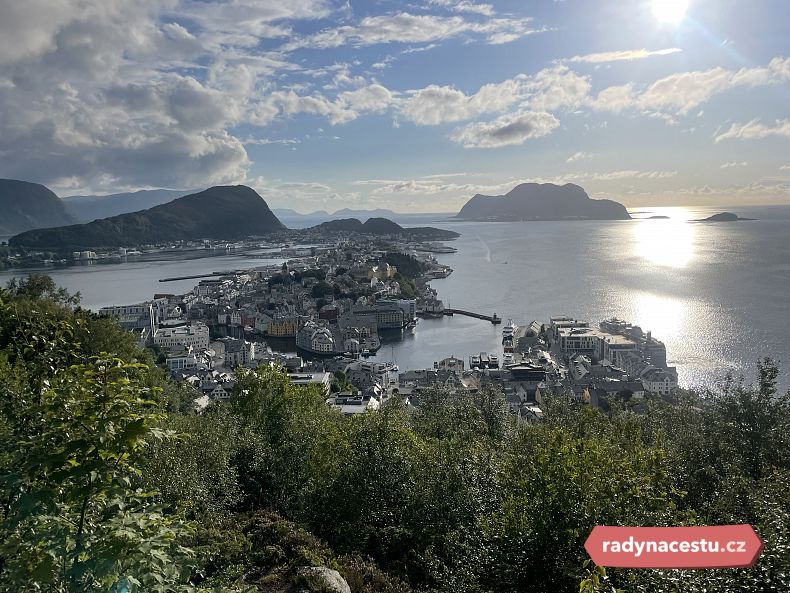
[456,182,631,221]
[10,185,285,249]
[0,179,77,236]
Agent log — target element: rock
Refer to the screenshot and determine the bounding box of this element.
[296,566,351,593]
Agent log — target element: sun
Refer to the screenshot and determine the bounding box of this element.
[651,0,689,24]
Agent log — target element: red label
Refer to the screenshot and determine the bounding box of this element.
[584,525,763,569]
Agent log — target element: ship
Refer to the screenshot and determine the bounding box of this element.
[503,352,515,366]
[502,319,518,339]
[479,352,490,367]
[470,354,481,368]
[489,354,499,369]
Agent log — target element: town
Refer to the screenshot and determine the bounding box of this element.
[99,236,679,419]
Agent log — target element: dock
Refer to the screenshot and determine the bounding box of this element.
[444,309,501,324]
[159,271,238,283]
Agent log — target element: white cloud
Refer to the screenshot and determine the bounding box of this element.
[429,0,495,16]
[449,111,560,148]
[565,47,681,64]
[283,12,543,50]
[400,66,589,126]
[720,161,749,168]
[714,119,790,142]
[400,75,528,125]
[591,56,790,115]
[566,151,592,163]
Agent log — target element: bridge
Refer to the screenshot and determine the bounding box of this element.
[443,309,501,324]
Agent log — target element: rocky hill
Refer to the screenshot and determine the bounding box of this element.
[0,179,77,236]
[456,182,631,221]
[10,185,285,249]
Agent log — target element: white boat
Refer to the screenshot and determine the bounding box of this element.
[361,349,371,357]
[479,352,489,367]
[503,353,514,365]
[502,319,518,338]
[470,354,481,368]
[489,354,499,368]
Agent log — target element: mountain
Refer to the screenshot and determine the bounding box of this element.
[332,207,397,218]
[456,183,631,221]
[0,179,77,236]
[273,208,330,218]
[308,217,459,240]
[10,185,286,249]
[63,189,192,222]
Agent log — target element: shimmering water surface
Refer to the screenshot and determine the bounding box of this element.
[2,205,789,389]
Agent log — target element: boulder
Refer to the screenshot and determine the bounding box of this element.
[296,566,351,593]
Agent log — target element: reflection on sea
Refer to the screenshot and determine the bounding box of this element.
[634,208,695,268]
[632,292,686,342]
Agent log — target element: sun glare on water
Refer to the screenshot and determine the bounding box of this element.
[651,0,689,24]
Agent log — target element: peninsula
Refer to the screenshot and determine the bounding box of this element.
[9,185,285,249]
[456,182,631,221]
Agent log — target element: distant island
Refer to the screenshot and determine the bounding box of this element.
[0,179,77,236]
[305,217,459,240]
[10,185,285,249]
[456,183,631,221]
[696,212,755,222]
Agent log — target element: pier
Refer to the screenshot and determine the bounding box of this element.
[159,271,238,283]
[443,309,501,324]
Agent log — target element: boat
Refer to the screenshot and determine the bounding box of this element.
[361,349,371,357]
[503,353,514,365]
[489,354,499,369]
[470,354,481,368]
[503,335,514,354]
[502,319,518,339]
[479,352,489,367]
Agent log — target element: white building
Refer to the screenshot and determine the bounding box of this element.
[296,321,336,354]
[288,372,331,395]
[223,338,255,367]
[153,322,210,352]
[328,394,381,415]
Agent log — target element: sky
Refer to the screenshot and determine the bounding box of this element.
[0,0,788,213]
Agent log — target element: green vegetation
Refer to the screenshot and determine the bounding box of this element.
[384,253,424,279]
[2,274,790,592]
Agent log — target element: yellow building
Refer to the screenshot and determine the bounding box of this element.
[267,316,305,337]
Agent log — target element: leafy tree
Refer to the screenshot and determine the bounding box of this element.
[0,358,192,592]
[5,273,81,307]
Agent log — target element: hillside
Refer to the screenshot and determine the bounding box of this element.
[0,179,77,236]
[10,185,285,249]
[63,189,192,222]
[456,183,631,221]
[309,217,459,239]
